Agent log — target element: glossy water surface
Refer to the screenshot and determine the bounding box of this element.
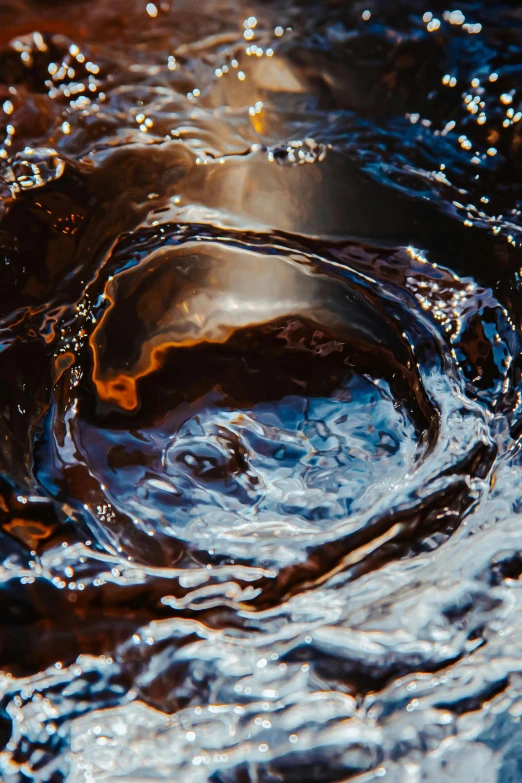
[1,1,522,781]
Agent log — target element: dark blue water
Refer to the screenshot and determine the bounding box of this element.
[1,1,522,781]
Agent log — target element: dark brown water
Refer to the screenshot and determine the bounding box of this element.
[1,1,522,781]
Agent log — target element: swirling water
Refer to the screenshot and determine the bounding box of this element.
[1,1,522,781]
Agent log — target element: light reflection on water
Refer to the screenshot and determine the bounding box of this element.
[1,1,522,781]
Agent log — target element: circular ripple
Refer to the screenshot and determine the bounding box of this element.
[35,227,493,575]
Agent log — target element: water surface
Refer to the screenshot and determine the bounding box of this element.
[1,1,522,781]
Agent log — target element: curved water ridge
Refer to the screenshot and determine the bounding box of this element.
[1,1,522,782]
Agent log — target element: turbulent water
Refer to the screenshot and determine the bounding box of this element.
[3,0,522,780]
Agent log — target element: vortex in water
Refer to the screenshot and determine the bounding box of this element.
[35,228,492,594]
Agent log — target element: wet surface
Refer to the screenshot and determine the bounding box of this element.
[1,1,522,781]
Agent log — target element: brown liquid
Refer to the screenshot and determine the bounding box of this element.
[0,1,521,782]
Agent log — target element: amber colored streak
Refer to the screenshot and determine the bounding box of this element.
[89,260,321,411]
[41,306,68,344]
[91,329,261,411]
[53,350,76,384]
[90,283,266,411]
[4,518,56,550]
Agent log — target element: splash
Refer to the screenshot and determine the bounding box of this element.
[1,1,522,782]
